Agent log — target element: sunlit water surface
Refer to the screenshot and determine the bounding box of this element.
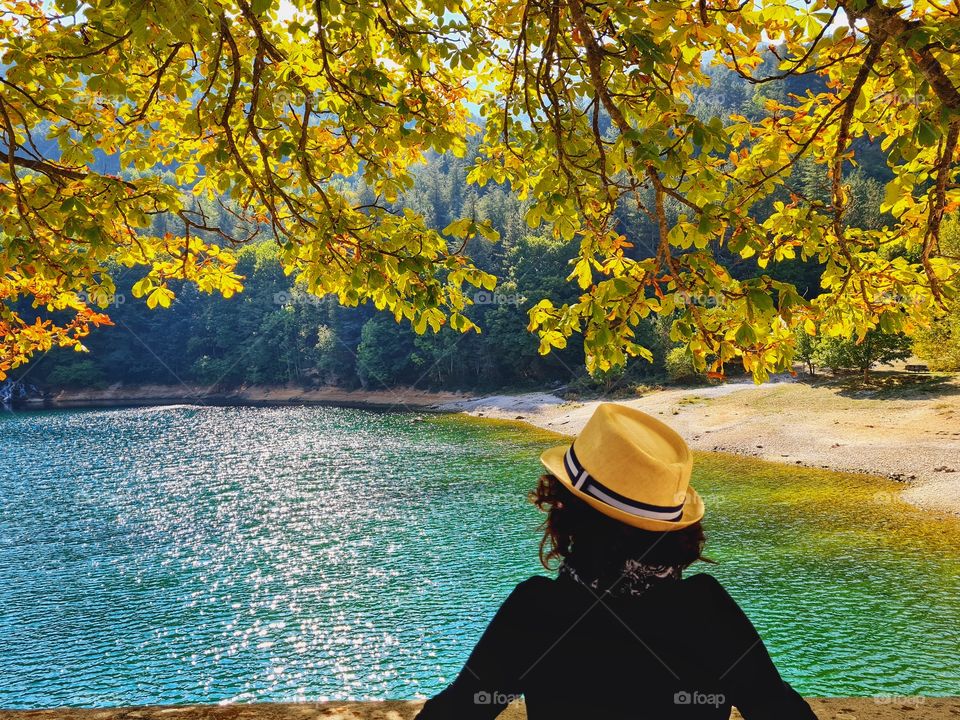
[1,405,958,707]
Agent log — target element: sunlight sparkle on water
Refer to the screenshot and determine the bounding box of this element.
[1,405,958,708]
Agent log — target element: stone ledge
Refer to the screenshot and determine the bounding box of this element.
[2,699,958,720]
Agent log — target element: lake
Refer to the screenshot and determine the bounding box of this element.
[1,405,958,708]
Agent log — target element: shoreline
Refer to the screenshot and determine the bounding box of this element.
[24,384,468,411]
[1,698,956,720]
[437,377,960,517]
[23,376,960,515]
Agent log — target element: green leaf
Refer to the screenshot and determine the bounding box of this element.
[916,120,938,148]
[442,218,473,239]
[735,323,758,345]
[131,277,152,298]
[571,259,593,289]
[747,289,775,314]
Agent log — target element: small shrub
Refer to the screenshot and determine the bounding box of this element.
[45,359,107,389]
[666,347,699,383]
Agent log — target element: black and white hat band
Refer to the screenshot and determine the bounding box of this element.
[563,443,685,522]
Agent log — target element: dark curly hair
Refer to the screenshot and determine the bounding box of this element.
[529,473,710,572]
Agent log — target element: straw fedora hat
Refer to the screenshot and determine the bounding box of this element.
[539,403,704,531]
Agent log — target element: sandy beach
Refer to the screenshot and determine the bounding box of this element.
[2,698,956,720]
[438,376,960,516]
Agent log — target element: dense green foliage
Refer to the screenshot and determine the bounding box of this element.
[913,218,960,371]
[796,327,913,379]
[17,67,947,392]
[22,148,587,391]
[5,0,960,383]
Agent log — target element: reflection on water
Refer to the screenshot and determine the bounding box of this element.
[0,406,957,708]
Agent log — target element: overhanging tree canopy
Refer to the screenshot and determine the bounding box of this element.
[1,0,958,381]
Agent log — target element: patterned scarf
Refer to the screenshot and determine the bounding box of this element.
[559,556,682,598]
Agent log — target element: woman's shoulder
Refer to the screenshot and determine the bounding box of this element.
[488,575,557,621]
[505,572,736,608]
[669,572,745,617]
[510,574,556,597]
[500,574,564,607]
[501,573,747,638]
[511,572,727,594]
[681,571,725,591]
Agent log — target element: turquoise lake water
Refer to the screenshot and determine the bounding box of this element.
[1,405,958,708]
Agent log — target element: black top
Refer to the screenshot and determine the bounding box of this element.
[416,573,817,720]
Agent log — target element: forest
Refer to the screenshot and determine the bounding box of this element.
[16,63,957,394]
[5,0,960,393]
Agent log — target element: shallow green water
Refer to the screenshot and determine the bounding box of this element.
[1,405,957,708]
